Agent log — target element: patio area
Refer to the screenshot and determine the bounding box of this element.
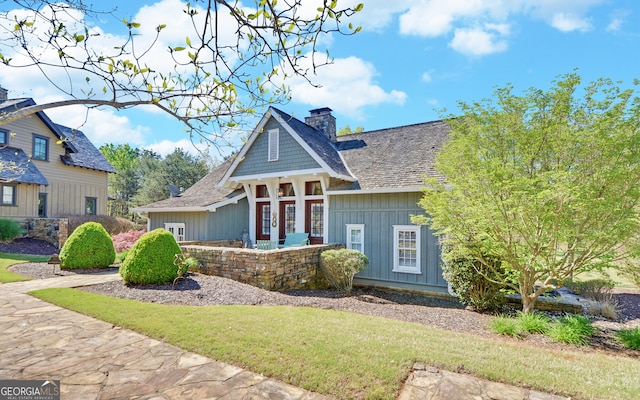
[180,241,343,291]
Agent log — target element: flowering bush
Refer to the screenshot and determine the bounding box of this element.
[111,229,146,253]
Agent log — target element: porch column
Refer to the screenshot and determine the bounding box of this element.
[291,179,305,233]
[242,183,256,244]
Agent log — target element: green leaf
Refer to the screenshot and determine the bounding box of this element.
[186,36,191,47]
[355,3,364,12]
[173,46,186,51]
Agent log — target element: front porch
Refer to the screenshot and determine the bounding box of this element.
[180,242,343,291]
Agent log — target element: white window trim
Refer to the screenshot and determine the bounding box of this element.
[268,129,279,161]
[164,222,186,241]
[392,225,421,274]
[346,224,365,254]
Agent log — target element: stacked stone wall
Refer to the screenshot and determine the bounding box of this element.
[24,218,69,249]
[181,244,343,291]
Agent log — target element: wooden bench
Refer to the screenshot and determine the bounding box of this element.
[278,233,310,248]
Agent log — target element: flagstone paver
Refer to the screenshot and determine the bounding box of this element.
[1,271,569,400]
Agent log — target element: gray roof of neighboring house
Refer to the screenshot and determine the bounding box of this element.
[55,124,116,173]
[0,98,115,174]
[333,120,450,191]
[0,147,49,185]
[139,158,242,209]
[271,107,352,178]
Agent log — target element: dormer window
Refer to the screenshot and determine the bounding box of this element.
[32,134,49,161]
[268,129,279,161]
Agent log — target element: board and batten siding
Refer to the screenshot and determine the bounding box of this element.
[207,198,249,241]
[0,184,38,218]
[2,114,109,217]
[232,118,320,177]
[148,199,249,242]
[328,192,447,293]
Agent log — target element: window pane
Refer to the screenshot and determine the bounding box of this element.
[285,204,295,234]
[38,193,47,217]
[310,203,323,237]
[85,198,96,215]
[261,204,270,235]
[2,186,14,205]
[33,136,48,160]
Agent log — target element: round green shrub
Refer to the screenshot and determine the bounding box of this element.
[59,222,115,269]
[320,248,369,293]
[0,218,22,241]
[119,228,182,285]
[442,244,507,312]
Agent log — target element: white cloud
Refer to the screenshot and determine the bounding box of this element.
[450,25,509,56]
[283,54,406,119]
[606,9,630,32]
[550,13,593,32]
[421,71,433,83]
[144,138,210,158]
[45,105,148,147]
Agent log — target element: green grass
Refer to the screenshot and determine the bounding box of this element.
[30,288,640,400]
[516,311,551,334]
[0,253,49,283]
[546,315,595,346]
[489,314,522,337]
[616,327,640,351]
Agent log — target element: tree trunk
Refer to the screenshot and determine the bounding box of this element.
[521,294,537,314]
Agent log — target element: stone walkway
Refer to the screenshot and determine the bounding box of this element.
[0,271,570,400]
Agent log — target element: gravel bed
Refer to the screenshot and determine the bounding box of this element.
[8,262,640,356]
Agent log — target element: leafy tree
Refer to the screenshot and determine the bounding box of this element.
[100,143,140,217]
[337,124,365,136]
[412,72,640,313]
[134,148,209,206]
[0,0,363,145]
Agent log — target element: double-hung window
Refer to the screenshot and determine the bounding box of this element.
[1,184,16,206]
[32,134,49,161]
[392,225,421,274]
[85,197,97,215]
[346,224,365,253]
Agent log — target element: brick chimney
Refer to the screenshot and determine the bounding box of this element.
[0,87,8,101]
[305,107,336,142]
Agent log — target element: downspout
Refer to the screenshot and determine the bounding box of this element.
[136,211,150,232]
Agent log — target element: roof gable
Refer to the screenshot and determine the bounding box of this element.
[219,107,353,187]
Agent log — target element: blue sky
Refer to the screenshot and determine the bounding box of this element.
[1,0,639,160]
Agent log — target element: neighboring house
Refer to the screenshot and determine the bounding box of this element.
[134,107,450,294]
[0,87,116,220]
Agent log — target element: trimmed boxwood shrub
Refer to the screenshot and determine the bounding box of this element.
[321,248,369,293]
[120,228,182,285]
[0,218,22,241]
[59,222,115,269]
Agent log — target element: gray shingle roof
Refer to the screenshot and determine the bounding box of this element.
[271,107,351,178]
[139,158,241,209]
[334,120,450,190]
[55,124,116,173]
[0,147,48,185]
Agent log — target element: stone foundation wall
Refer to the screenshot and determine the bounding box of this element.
[181,244,344,291]
[180,239,243,248]
[25,218,69,249]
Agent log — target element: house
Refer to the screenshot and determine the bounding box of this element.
[0,87,116,221]
[134,107,450,294]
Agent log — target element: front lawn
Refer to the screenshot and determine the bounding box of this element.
[0,253,49,283]
[30,287,640,400]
